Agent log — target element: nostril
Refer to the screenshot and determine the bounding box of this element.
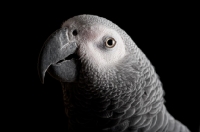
[72,29,78,36]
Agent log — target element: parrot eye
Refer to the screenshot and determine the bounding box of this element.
[72,29,78,36]
[105,38,116,48]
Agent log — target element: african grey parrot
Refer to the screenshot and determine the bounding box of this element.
[38,15,190,132]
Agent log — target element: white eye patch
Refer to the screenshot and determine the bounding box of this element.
[78,25,126,69]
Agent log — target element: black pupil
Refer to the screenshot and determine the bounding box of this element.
[107,39,113,45]
[72,30,78,36]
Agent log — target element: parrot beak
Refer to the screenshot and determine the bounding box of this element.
[38,27,79,84]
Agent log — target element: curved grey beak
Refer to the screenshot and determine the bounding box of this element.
[38,27,79,83]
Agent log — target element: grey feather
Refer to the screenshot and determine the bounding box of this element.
[38,14,190,132]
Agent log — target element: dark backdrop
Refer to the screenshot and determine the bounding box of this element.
[4,2,199,132]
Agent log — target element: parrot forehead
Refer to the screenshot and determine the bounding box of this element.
[62,14,120,32]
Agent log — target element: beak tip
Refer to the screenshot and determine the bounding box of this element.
[38,69,45,84]
[40,78,44,84]
[39,76,45,84]
[37,60,46,84]
[38,75,44,84]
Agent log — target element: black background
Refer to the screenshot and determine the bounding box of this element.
[4,1,199,132]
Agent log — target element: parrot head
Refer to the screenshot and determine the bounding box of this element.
[38,15,140,84]
[37,15,173,132]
